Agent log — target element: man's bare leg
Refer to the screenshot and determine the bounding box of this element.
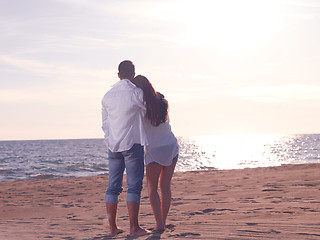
[127,202,149,236]
[106,203,124,235]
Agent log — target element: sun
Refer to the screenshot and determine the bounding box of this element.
[151,0,283,51]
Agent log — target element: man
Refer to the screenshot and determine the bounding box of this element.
[101,60,149,236]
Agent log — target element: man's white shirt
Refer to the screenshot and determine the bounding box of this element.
[102,79,148,152]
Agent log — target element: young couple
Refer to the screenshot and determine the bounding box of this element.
[101,60,179,236]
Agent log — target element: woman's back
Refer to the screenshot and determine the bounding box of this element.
[131,75,179,165]
[144,119,178,166]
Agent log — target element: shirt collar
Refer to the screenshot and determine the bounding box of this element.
[112,79,135,87]
[123,79,135,86]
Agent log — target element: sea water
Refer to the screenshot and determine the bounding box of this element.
[0,134,320,181]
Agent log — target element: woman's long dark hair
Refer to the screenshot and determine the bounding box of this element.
[132,75,168,126]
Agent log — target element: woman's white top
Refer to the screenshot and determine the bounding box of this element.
[144,118,179,166]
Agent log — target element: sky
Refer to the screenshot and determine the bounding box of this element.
[1,0,320,140]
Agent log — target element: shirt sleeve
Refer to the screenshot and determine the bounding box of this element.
[133,88,146,111]
[101,100,108,133]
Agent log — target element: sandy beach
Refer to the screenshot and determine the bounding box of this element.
[0,163,320,239]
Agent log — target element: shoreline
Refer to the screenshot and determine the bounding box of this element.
[1,162,318,183]
[1,163,320,239]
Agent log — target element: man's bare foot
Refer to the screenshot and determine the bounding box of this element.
[103,217,124,236]
[130,227,150,236]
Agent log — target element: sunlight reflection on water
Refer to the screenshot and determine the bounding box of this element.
[177,134,320,170]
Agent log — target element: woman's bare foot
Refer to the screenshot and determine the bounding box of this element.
[155,226,165,232]
[130,227,150,236]
[110,228,124,236]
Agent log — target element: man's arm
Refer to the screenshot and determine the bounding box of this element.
[133,88,146,111]
[101,101,108,134]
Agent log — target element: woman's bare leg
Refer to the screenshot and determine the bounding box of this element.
[159,161,176,226]
[146,164,165,231]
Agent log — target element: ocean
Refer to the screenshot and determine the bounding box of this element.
[0,134,320,182]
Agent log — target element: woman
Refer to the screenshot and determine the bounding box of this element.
[132,75,179,232]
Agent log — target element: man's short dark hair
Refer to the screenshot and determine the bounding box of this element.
[118,60,135,80]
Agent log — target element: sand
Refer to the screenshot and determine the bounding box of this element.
[0,163,320,239]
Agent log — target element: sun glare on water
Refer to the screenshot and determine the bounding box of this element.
[191,134,285,170]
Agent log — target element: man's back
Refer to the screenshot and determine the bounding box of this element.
[102,79,147,152]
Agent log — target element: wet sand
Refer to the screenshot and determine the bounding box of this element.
[0,163,320,239]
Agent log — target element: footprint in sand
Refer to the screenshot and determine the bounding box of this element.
[166,224,176,231]
[169,232,201,237]
[246,223,258,226]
